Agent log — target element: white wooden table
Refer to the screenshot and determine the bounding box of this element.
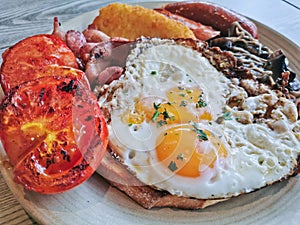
[0,0,299,224]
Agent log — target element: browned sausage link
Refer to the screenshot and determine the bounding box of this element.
[154,8,220,41]
[164,2,258,38]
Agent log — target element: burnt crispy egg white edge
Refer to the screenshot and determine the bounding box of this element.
[98,38,300,199]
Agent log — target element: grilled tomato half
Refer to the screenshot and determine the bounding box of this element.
[0,34,78,94]
[0,76,108,194]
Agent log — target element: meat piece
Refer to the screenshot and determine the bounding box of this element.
[201,46,237,77]
[95,66,124,87]
[155,8,220,41]
[83,25,110,43]
[51,17,66,41]
[78,42,99,65]
[85,39,131,87]
[66,30,87,57]
[164,1,258,38]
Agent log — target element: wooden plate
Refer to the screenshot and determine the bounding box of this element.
[1,1,300,224]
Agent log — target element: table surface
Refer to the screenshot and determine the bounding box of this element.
[0,0,299,224]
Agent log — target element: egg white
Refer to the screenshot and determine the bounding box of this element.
[99,38,300,199]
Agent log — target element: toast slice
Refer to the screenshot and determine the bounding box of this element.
[96,150,228,209]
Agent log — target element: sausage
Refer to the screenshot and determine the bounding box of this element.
[154,8,220,40]
[163,2,258,38]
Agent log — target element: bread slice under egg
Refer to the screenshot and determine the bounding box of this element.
[97,150,228,209]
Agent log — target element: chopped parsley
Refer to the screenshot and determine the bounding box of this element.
[153,102,161,110]
[223,111,232,120]
[157,120,167,127]
[196,93,207,108]
[192,122,208,141]
[168,161,178,172]
[152,103,176,126]
[151,70,157,75]
[152,110,160,122]
[180,100,187,107]
[197,129,208,141]
[177,153,184,161]
[151,103,161,122]
[162,108,171,120]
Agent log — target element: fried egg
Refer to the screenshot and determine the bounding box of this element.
[99,38,300,199]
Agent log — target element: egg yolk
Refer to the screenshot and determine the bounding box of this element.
[156,125,227,178]
[123,86,212,125]
[122,85,225,177]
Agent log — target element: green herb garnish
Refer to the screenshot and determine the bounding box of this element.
[157,120,167,127]
[192,122,208,141]
[152,110,160,122]
[168,161,178,172]
[151,103,161,122]
[162,108,171,120]
[196,93,207,108]
[154,102,161,110]
[177,153,184,161]
[151,70,157,75]
[180,100,187,107]
[223,111,232,120]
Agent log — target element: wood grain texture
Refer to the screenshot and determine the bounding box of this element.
[0,0,299,224]
[0,173,36,225]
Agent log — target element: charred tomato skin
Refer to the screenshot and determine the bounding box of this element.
[0,76,108,194]
[0,34,78,94]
